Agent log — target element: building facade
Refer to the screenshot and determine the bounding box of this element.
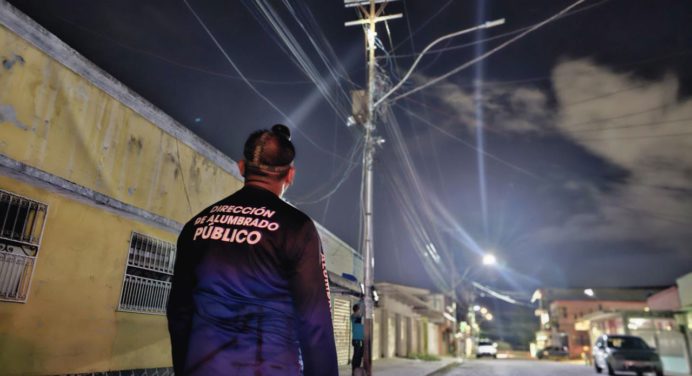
[0,3,361,375]
[373,282,457,360]
[531,288,659,358]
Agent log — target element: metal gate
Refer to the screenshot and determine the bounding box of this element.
[332,297,352,366]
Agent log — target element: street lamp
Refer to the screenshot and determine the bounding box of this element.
[485,313,493,321]
[482,253,497,266]
[460,253,499,281]
[584,288,594,297]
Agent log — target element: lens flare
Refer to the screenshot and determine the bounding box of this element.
[474,0,489,239]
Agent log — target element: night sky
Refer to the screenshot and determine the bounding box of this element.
[8,0,692,301]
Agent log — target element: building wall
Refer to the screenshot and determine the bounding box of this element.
[0,7,361,374]
[373,308,381,360]
[427,321,439,355]
[550,300,646,357]
[385,311,396,358]
[418,319,427,355]
[0,176,175,375]
[407,316,418,356]
[678,272,692,308]
[321,231,362,283]
[647,286,681,311]
[0,24,242,223]
[0,19,236,375]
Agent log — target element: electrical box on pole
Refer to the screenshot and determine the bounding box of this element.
[351,90,368,126]
[345,1,400,375]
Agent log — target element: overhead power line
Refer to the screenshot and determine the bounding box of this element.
[471,282,534,307]
[380,0,588,105]
[388,0,611,59]
[574,129,692,142]
[390,0,455,53]
[182,0,354,163]
[53,14,311,85]
[564,116,692,134]
[397,105,692,227]
[396,104,544,180]
[291,138,364,205]
[246,0,353,121]
[395,49,690,95]
[375,18,506,107]
[563,103,674,129]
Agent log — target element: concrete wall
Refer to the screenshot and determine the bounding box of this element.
[0,19,227,374]
[321,227,362,282]
[647,286,681,311]
[678,272,692,308]
[0,24,242,225]
[373,308,381,360]
[427,321,439,355]
[385,311,396,358]
[0,176,175,375]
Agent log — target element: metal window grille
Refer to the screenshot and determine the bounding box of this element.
[0,189,48,303]
[118,232,176,314]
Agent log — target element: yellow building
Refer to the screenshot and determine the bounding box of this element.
[0,3,361,375]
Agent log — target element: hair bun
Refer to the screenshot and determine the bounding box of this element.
[271,124,291,141]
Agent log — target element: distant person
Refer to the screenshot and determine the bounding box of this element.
[350,303,364,375]
[167,124,338,375]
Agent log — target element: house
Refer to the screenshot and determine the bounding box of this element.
[574,273,692,375]
[373,282,457,360]
[530,287,660,358]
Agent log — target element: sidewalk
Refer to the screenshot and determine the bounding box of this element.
[339,356,462,376]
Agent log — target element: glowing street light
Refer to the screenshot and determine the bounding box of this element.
[584,288,595,297]
[473,305,481,312]
[485,313,493,321]
[480,307,488,315]
[459,253,499,282]
[482,253,497,266]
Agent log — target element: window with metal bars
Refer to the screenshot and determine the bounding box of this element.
[118,232,176,314]
[0,189,48,303]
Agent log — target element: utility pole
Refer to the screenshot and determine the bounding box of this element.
[345,1,400,374]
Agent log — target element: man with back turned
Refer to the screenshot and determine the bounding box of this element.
[167,124,338,375]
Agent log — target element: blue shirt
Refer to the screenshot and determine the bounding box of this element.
[351,314,364,341]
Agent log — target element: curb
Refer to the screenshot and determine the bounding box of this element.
[425,360,463,376]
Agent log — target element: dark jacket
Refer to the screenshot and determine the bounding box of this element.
[167,185,338,375]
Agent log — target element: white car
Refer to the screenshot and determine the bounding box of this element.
[476,339,498,358]
[593,334,664,376]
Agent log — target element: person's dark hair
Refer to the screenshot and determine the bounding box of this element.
[243,124,295,179]
[353,304,360,312]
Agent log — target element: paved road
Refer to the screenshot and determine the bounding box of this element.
[439,359,604,376]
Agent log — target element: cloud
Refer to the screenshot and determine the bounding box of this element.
[421,59,692,272]
[429,76,553,134]
[532,59,692,254]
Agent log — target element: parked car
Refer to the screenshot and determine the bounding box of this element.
[592,334,664,376]
[537,346,569,360]
[476,339,498,358]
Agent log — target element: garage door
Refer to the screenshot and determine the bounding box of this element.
[428,322,439,355]
[332,297,352,366]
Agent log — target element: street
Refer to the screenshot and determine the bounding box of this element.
[440,359,601,376]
